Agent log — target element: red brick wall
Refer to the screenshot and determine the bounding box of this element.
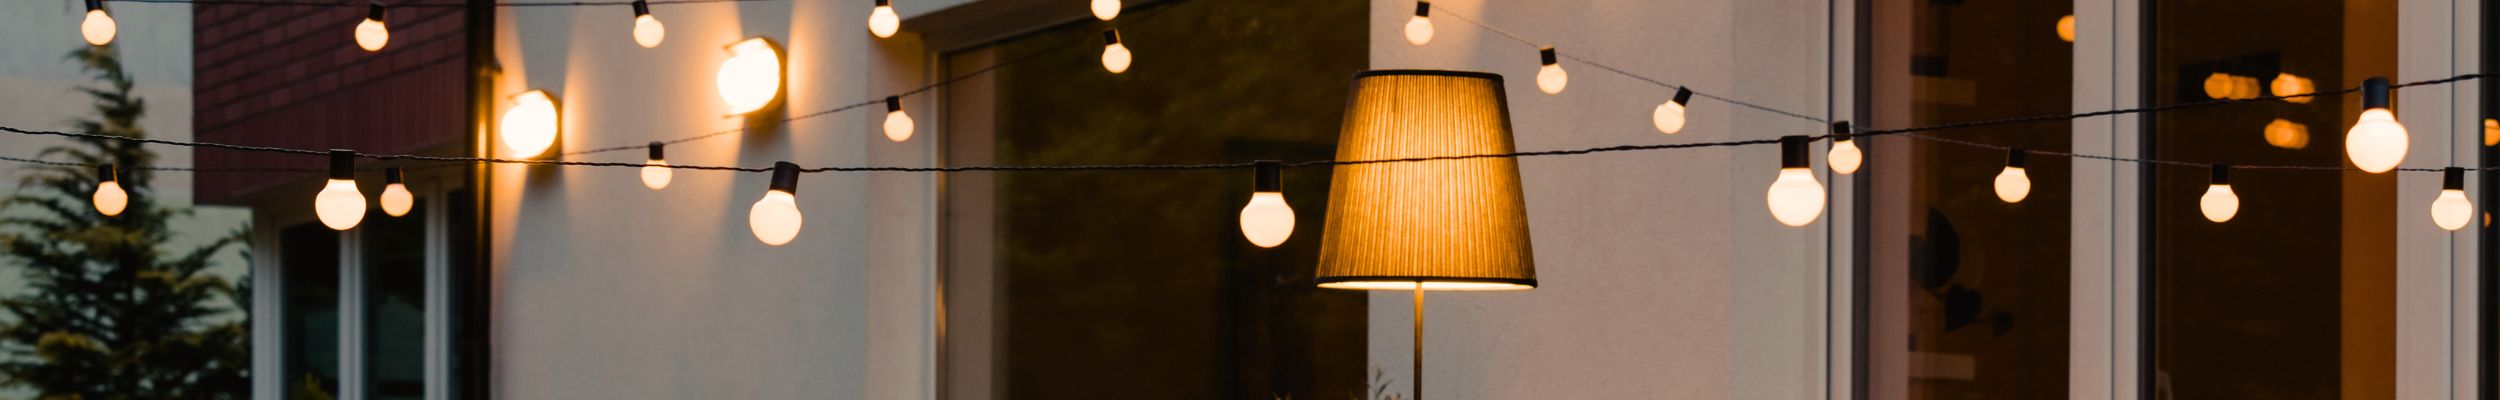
[193,3,470,205]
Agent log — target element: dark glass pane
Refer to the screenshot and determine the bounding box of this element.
[365,200,427,400]
[281,223,341,400]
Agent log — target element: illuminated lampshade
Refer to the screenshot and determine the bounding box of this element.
[631,0,666,48]
[1239,161,1296,248]
[92,164,126,216]
[355,3,390,52]
[1652,87,1692,135]
[1092,0,1120,20]
[642,142,672,190]
[1404,1,1433,46]
[1766,136,1826,226]
[2433,168,2473,231]
[380,167,413,217]
[2263,118,2309,149]
[315,151,367,231]
[717,37,785,114]
[750,162,805,245]
[2055,15,2075,42]
[1314,70,1536,291]
[1827,121,1862,175]
[1995,148,2031,203]
[883,96,915,142]
[81,0,115,46]
[500,90,561,157]
[2345,78,2408,173]
[1100,30,1132,74]
[2200,164,2239,223]
[1535,47,1567,95]
[2272,73,2312,103]
[868,0,900,38]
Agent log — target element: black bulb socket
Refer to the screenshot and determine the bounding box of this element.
[87,0,104,11]
[367,3,387,22]
[1671,87,1693,106]
[770,161,801,194]
[385,167,404,185]
[1830,121,1853,143]
[633,0,651,16]
[2005,148,2027,169]
[876,0,891,6]
[1103,30,1122,45]
[1253,160,1282,193]
[1779,136,1809,169]
[2446,167,2466,191]
[886,96,903,112]
[1414,1,1430,17]
[329,150,357,181]
[1539,46,1558,66]
[2362,77,2391,110]
[97,164,117,183]
[648,141,665,161]
[2210,164,2230,185]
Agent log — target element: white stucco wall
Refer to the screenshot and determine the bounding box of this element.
[490,1,934,398]
[1368,0,1835,398]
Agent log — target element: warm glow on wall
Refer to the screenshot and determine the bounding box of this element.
[499,90,561,158]
[717,38,784,114]
[92,164,125,216]
[2202,73,2237,100]
[2483,119,2498,147]
[80,1,116,46]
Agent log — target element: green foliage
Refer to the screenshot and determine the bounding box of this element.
[0,45,251,399]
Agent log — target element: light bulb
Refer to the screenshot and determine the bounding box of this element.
[1100,30,1132,74]
[2199,165,2237,223]
[1827,122,1861,175]
[749,162,804,246]
[2433,168,2473,231]
[1994,149,2030,203]
[1404,2,1433,46]
[314,151,366,231]
[1766,136,1826,227]
[2055,15,2075,42]
[1652,87,1692,135]
[717,38,784,114]
[1535,47,1567,95]
[380,167,412,217]
[2263,118,2309,149]
[1238,161,1295,247]
[868,0,901,38]
[92,165,125,216]
[883,96,915,142]
[500,90,561,158]
[631,1,666,48]
[642,142,672,190]
[1092,0,1121,21]
[2484,119,2499,147]
[355,4,390,52]
[2202,73,2236,100]
[81,1,116,46]
[2272,73,2312,103]
[2345,78,2407,173]
[2230,76,2261,100]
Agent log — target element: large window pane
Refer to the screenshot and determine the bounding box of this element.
[364,199,427,400]
[282,223,341,399]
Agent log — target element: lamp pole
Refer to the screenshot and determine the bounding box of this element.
[1413,285,1424,400]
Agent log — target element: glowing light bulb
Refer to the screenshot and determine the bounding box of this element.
[1653,87,1692,135]
[1404,2,1433,46]
[1766,136,1826,227]
[2484,119,2499,147]
[2055,15,2075,42]
[355,4,390,52]
[868,0,901,38]
[1995,149,2031,204]
[717,38,784,114]
[2202,73,2237,100]
[630,1,666,48]
[2272,73,2312,103]
[1535,47,1567,95]
[2230,76,2261,100]
[2263,118,2309,149]
[92,165,126,216]
[1092,0,1120,20]
[80,1,116,46]
[314,151,367,231]
[1100,30,1132,74]
[380,167,412,217]
[749,162,804,246]
[500,90,561,158]
[2345,78,2407,173]
[2200,165,2238,223]
[1239,161,1295,247]
[1827,122,1861,175]
[642,142,672,190]
[2433,168,2473,231]
[883,96,915,142]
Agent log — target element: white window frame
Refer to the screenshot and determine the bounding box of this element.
[252,175,459,400]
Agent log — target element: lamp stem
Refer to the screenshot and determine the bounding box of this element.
[1412,285,1424,400]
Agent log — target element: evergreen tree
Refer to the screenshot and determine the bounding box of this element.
[0,45,251,399]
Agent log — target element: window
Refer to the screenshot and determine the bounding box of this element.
[267,177,468,399]
[280,223,343,398]
[363,199,427,399]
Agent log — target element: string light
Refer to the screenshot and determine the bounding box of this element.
[1101,30,1132,74]
[883,96,914,142]
[314,150,367,231]
[1766,136,1825,227]
[2263,118,2309,149]
[2345,77,2408,173]
[1403,1,1432,46]
[749,162,804,246]
[718,37,784,114]
[1238,160,1294,248]
[2433,167,2472,231]
[355,2,390,52]
[93,164,127,216]
[1652,87,1691,135]
[2484,118,2499,147]
[2200,164,2238,223]
[2202,73,2237,100]
[2055,15,2075,42]
[642,142,672,190]
[2271,73,2312,103]
[1535,46,1567,95]
[501,90,562,157]
[1994,148,2030,203]
[868,0,900,38]
[381,167,413,217]
[631,0,666,48]
[1827,121,1861,175]
[1091,0,1120,21]
[81,0,117,46]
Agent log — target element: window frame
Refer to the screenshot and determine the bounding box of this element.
[252,174,463,400]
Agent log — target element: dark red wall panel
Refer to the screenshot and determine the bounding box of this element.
[193,3,469,205]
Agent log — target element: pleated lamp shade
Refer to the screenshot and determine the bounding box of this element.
[1314,70,1537,291]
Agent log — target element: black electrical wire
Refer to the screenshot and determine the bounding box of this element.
[1427,3,1834,125]
[106,0,771,7]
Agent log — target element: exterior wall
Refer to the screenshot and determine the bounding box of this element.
[193,3,470,204]
[487,2,934,398]
[1367,0,1835,398]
